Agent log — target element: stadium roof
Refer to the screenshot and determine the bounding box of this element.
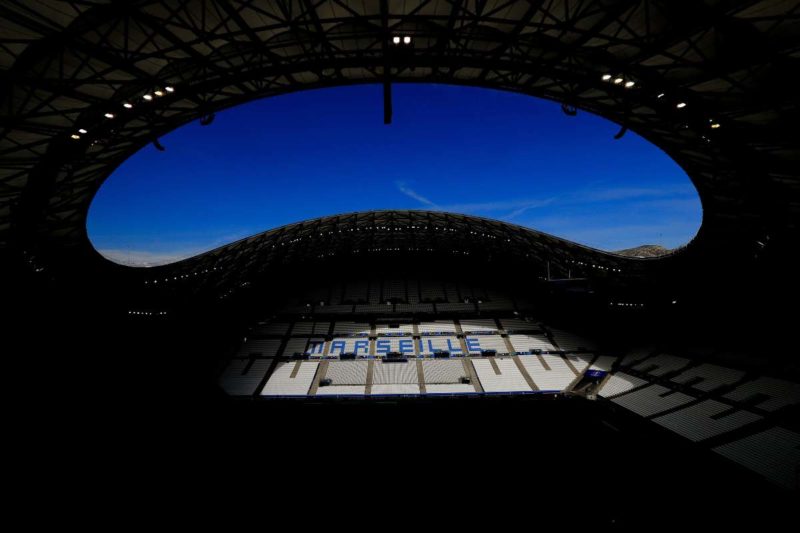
[1,0,798,292]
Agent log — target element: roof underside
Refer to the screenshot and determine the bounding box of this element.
[1,0,798,292]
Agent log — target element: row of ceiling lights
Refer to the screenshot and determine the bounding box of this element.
[602,73,721,129]
[70,86,176,140]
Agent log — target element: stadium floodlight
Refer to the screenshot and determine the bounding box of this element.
[676,102,687,108]
[710,123,721,129]
[78,128,87,134]
[70,134,80,139]
[657,93,665,99]
[104,112,115,119]
[624,81,635,88]
[165,86,174,93]
[143,94,153,101]
[154,90,164,97]
[393,36,400,44]
[614,77,623,84]
[123,102,133,109]
[602,74,612,81]
[403,36,411,44]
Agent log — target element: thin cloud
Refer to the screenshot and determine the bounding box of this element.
[395,181,439,208]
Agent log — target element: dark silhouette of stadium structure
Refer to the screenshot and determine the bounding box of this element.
[1,1,798,520]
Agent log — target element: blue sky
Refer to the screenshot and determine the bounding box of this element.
[87,84,701,266]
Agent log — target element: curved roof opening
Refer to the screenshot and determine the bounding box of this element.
[87,84,701,267]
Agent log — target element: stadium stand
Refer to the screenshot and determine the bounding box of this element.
[220,359,272,396]
[375,323,414,336]
[597,372,649,398]
[332,322,371,336]
[236,339,282,358]
[418,321,458,335]
[253,322,291,335]
[471,358,532,393]
[651,400,763,442]
[507,334,556,353]
[631,353,692,376]
[372,361,419,384]
[459,319,499,334]
[548,328,596,351]
[712,427,800,490]
[260,361,319,396]
[519,354,577,391]
[670,363,746,391]
[422,360,467,384]
[723,377,800,411]
[325,361,369,385]
[610,385,695,417]
[499,318,539,331]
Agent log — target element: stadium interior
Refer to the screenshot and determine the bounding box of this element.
[2,0,798,522]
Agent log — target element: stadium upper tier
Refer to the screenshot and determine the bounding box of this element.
[1,1,798,299]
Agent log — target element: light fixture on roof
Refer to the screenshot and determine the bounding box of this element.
[123,102,133,109]
[624,81,635,88]
[104,112,115,119]
[676,102,687,108]
[710,122,721,129]
[657,93,665,99]
[154,90,164,97]
[392,36,400,44]
[613,77,623,84]
[70,134,81,140]
[403,36,411,44]
[78,128,87,134]
[143,94,153,101]
[165,86,174,93]
[602,74,612,81]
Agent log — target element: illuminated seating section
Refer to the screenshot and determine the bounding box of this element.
[224,300,800,489]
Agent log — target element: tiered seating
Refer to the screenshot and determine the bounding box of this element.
[291,321,329,336]
[499,318,538,331]
[589,355,617,371]
[315,386,366,396]
[610,385,695,417]
[519,354,577,391]
[436,302,475,312]
[651,400,763,442]
[326,337,371,356]
[283,337,319,357]
[407,280,420,303]
[443,282,460,302]
[371,361,420,395]
[394,303,434,314]
[254,322,290,335]
[469,334,508,354]
[507,334,556,352]
[618,348,653,367]
[459,319,498,334]
[219,359,272,396]
[332,322,370,336]
[425,384,477,394]
[548,328,596,351]
[260,361,319,396]
[476,298,514,311]
[375,323,414,336]
[372,361,418,384]
[343,281,369,303]
[374,337,417,356]
[631,353,691,376]
[417,336,463,356]
[712,427,800,490]
[566,354,592,373]
[419,280,445,302]
[418,321,457,335]
[471,358,532,393]
[723,377,800,411]
[325,361,368,384]
[354,304,393,313]
[422,360,466,383]
[236,339,282,358]
[597,372,648,398]
[670,363,745,391]
[383,279,406,302]
[320,304,354,314]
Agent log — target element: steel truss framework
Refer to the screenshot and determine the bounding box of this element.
[0,0,798,293]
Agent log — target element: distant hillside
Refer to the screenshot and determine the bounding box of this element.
[613,244,672,258]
